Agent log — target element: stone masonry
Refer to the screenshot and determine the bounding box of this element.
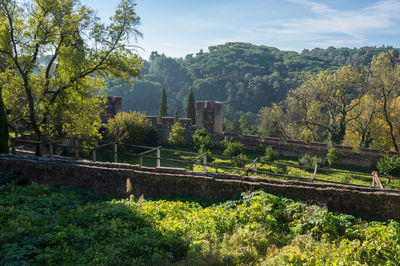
[196,101,223,134]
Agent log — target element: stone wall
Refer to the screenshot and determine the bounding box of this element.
[1,154,400,221]
[101,96,122,123]
[147,116,197,144]
[196,101,223,134]
[224,133,392,167]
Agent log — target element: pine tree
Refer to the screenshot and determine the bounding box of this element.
[0,89,9,153]
[185,87,196,125]
[159,88,168,120]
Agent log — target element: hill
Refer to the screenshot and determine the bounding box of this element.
[106,43,400,122]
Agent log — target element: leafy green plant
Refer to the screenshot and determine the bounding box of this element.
[326,147,342,166]
[193,129,214,152]
[168,122,186,145]
[377,156,400,177]
[299,154,324,168]
[262,146,277,162]
[275,164,288,174]
[107,111,157,146]
[0,169,26,187]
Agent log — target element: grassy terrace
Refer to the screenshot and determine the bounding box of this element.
[89,144,400,190]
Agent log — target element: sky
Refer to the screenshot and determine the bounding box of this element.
[84,0,400,60]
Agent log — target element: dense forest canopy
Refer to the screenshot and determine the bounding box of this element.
[106,42,399,122]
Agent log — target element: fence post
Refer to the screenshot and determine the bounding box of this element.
[203,153,207,173]
[189,162,193,171]
[114,143,118,163]
[312,164,318,182]
[139,155,143,168]
[156,147,160,168]
[254,160,257,174]
[11,141,16,154]
[92,149,96,162]
[74,139,79,159]
[49,143,53,158]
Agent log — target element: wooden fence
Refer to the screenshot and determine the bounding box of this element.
[9,138,399,190]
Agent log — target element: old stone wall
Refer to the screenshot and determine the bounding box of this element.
[147,116,196,144]
[224,133,391,167]
[1,154,400,221]
[196,101,223,134]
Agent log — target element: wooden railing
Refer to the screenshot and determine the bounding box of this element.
[9,138,400,190]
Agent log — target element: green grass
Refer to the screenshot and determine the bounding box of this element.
[1,182,400,265]
[84,144,400,190]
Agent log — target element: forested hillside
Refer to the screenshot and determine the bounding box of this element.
[106,43,399,122]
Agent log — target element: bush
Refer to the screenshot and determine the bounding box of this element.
[193,129,214,152]
[222,138,244,158]
[0,169,26,187]
[262,146,277,162]
[299,154,324,168]
[107,112,157,146]
[275,164,288,174]
[377,156,400,177]
[232,153,248,167]
[326,148,342,166]
[168,122,186,145]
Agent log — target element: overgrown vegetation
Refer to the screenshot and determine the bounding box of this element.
[168,122,186,145]
[192,129,214,153]
[1,183,400,265]
[107,111,157,146]
[377,156,400,177]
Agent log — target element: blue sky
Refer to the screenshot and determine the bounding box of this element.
[84,0,400,59]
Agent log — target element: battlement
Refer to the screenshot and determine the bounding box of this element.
[195,101,223,134]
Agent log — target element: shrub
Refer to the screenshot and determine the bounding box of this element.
[168,122,186,145]
[222,138,244,158]
[377,156,400,177]
[275,164,288,175]
[299,154,324,168]
[0,169,26,187]
[193,129,214,152]
[107,111,157,146]
[262,146,277,162]
[232,153,248,167]
[326,147,342,166]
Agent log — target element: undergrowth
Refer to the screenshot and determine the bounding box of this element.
[1,182,399,265]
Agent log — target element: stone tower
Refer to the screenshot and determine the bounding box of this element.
[101,96,122,123]
[195,101,223,134]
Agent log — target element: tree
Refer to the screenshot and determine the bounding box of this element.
[0,0,143,154]
[286,66,364,145]
[0,87,8,153]
[107,111,157,146]
[185,87,195,124]
[168,122,185,145]
[369,51,400,151]
[159,88,168,119]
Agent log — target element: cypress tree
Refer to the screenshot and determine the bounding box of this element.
[185,87,196,125]
[0,89,9,153]
[174,109,179,123]
[159,88,168,120]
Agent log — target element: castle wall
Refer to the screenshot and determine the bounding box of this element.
[196,101,223,134]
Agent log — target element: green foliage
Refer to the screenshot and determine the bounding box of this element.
[262,146,277,162]
[2,185,400,265]
[107,111,157,146]
[159,88,168,119]
[299,154,324,168]
[0,90,8,153]
[275,164,288,175]
[0,169,26,187]
[326,147,342,165]
[377,156,400,177]
[0,0,143,143]
[185,87,196,124]
[221,137,248,167]
[168,122,186,145]
[192,129,214,153]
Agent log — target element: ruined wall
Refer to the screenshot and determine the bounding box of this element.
[101,96,123,123]
[224,133,389,167]
[196,101,223,134]
[1,154,400,221]
[148,116,196,144]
